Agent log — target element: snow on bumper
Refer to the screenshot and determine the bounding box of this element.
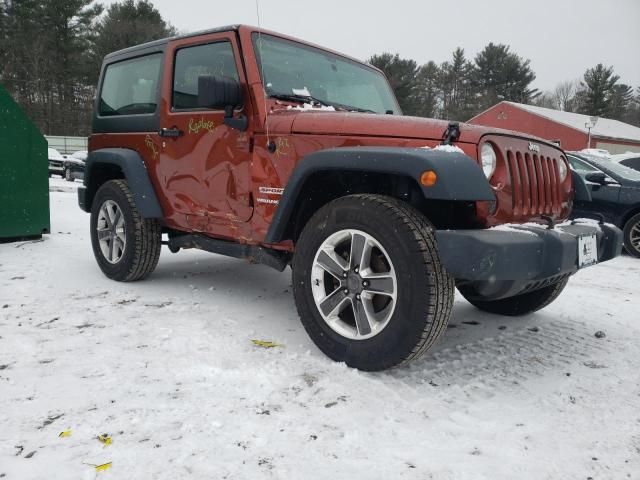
[435,221,622,299]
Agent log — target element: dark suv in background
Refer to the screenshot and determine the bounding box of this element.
[568,151,640,258]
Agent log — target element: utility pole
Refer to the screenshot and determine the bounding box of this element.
[585,116,599,149]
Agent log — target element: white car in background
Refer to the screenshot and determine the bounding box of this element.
[47,148,65,177]
[63,150,88,182]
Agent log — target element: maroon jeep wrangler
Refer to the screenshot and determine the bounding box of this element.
[78,25,622,371]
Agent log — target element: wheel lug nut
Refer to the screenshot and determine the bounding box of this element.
[343,289,349,294]
[356,294,361,300]
[342,272,347,278]
[363,281,369,287]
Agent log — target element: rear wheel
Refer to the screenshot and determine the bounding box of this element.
[458,279,569,316]
[90,179,161,281]
[623,213,640,258]
[292,194,454,371]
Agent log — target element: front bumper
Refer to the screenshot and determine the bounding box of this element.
[435,221,622,300]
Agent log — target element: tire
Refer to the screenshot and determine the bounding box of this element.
[90,179,161,281]
[623,213,640,258]
[65,168,73,182]
[292,194,454,371]
[459,278,569,316]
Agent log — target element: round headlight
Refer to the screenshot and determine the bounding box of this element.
[557,158,568,181]
[480,143,497,179]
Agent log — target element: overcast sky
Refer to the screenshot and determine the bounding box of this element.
[103,0,640,91]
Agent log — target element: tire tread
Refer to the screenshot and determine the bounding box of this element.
[92,179,161,282]
[294,193,454,370]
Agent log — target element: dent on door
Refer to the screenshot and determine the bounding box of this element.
[164,120,253,229]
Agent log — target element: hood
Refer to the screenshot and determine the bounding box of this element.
[266,110,557,147]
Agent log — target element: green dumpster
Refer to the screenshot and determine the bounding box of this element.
[0,84,50,241]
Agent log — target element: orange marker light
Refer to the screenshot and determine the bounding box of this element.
[420,170,437,187]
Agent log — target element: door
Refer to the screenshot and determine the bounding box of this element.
[159,33,253,233]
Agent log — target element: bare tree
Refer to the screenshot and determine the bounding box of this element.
[553,80,579,111]
[533,92,556,109]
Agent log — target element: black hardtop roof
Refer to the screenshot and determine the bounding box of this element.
[104,25,240,60]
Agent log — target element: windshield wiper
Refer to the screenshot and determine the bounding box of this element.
[269,93,333,108]
[329,101,376,114]
[268,93,375,113]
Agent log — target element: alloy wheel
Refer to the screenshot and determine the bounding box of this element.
[630,220,640,254]
[96,199,127,264]
[311,229,397,340]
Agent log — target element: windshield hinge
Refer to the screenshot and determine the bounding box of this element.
[441,122,461,145]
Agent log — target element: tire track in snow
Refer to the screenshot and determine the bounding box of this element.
[390,318,608,400]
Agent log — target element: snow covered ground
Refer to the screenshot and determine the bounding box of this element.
[1,178,639,480]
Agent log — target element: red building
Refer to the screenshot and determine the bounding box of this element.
[469,101,640,154]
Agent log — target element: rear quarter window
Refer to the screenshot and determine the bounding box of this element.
[100,54,163,116]
[621,157,640,172]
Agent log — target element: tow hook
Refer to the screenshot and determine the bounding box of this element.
[540,215,555,230]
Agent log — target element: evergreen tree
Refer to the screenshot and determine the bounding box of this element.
[0,0,102,135]
[368,53,420,115]
[91,0,176,81]
[438,47,475,121]
[626,86,640,127]
[579,63,619,117]
[471,43,538,110]
[413,61,440,118]
[609,83,633,122]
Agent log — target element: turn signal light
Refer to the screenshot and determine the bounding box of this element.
[420,170,437,187]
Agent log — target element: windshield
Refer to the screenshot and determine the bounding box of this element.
[252,33,400,114]
[591,158,640,182]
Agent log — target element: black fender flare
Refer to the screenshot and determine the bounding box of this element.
[264,146,495,243]
[79,148,163,218]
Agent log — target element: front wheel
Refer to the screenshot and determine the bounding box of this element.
[90,179,161,281]
[65,167,73,182]
[458,279,569,316]
[292,194,454,371]
[623,213,640,258]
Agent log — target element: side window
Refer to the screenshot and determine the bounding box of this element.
[100,54,162,116]
[173,41,239,110]
[568,156,598,173]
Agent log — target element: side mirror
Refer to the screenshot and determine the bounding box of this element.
[197,75,241,110]
[197,75,247,131]
[584,172,606,185]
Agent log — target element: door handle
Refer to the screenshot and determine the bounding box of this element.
[159,127,183,138]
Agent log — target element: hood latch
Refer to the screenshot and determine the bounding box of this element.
[441,122,460,145]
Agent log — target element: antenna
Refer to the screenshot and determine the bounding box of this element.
[255,0,271,147]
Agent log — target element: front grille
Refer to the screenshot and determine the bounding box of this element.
[506,150,563,217]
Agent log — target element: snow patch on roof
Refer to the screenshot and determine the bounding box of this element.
[505,102,640,143]
[580,149,612,159]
